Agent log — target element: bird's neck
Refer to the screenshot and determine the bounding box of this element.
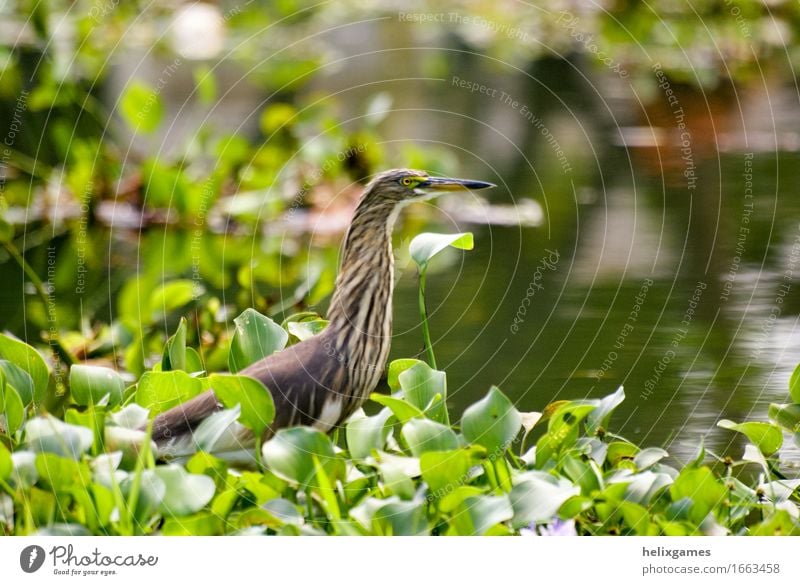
[325,200,399,370]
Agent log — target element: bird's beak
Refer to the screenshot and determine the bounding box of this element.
[418,176,496,192]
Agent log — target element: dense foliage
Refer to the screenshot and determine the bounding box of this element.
[2,235,800,536]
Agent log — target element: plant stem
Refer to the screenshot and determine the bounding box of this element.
[418,268,436,369]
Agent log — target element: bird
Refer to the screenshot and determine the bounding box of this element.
[150,169,494,460]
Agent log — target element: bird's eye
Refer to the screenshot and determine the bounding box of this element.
[401,177,414,187]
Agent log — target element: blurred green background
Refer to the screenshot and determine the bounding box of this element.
[2,0,800,462]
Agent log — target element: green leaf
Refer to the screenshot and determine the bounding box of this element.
[409,232,474,269]
[398,362,448,423]
[452,494,513,535]
[369,393,425,424]
[34,452,90,491]
[25,415,94,459]
[149,280,198,322]
[163,512,223,535]
[420,447,483,496]
[509,472,580,527]
[287,319,328,342]
[161,317,187,371]
[790,362,800,403]
[586,386,625,435]
[0,371,24,435]
[0,333,49,404]
[153,464,216,517]
[387,359,424,391]
[262,427,344,488]
[769,403,800,432]
[461,386,521,453]
[228,309,288,373]
[209,373,275,436]
[193,66,217,105]
[0,216,13,243]
[135,370,204,416]
[0,360,33,406]
[120,81,163,133]
[669,466,726,524]
[401,418,458,456]
[69,364,125,407]
[717,420,783,456]
[346,408,393,459]
[372,499,429,535]
[0,443,10,481]
[634,447,670,471]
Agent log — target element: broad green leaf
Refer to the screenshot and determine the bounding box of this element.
[34,453,90,491]
[634,447,670,471]
[0,333,49,404]
[163,512,223,535]
[372,499,429,536]
[401,418,458,456]
[536,402,597,465]
[153,465,216,517]
[149,280,198,322]
[120,81,163,133]
[0,443,11,481]
[161,317,187,371]
[346,408,393,459]
[0,371,24,435]
[398,362,448,423]
[769,403,800,432]
[717,419,783,456]
[69,364,125,407]
[229,309,288,373]
[409,232,474,269]
[10,451,38,488]
[387,359,424,391]
[790,362,800,403]
[0,360,34,406]
[586,386,625,435]
[509,472,580,527]
[375,453,419,500]
[287,319,328,342]
[452,494,513,535]
[461,386,521,453]
[120,470,166,524]
[209,373,275,436]
[607,441,640,467]
[669,466,726,524]
[25,415,94,459]
[420,447,483,496]
[262,427,344,488]
[135,370,204,416]
[370,393,425,424]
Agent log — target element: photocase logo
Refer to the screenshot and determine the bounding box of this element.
[20,545,46,573]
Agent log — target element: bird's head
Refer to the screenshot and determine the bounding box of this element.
[362,168,495,207]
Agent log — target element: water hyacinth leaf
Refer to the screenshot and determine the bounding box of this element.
[120,81,163,133]
[104,426,156,470]
[263,498,303,526]
[634,447,670,471]
[409,232,474,269]
[10,451,37,488]
[536,402,596,466]
[287,319,328,342]
[346,408,393,459]
[586,386,625,435]
[0,443,11,481]
[717,419,783,456]
[372,499,429,536]
[461,386,521,453]
[768,403,800,432]
[370,394,425,424]
[0,333,49,404]
[153,465,216,516]
[161,317,187,372]
[401,418,459,456]
[387,359,424,391]
[149,280,198,322]
[262,427,344,487]
[209,373,275,436]
[191,406,243,456]
[669,466,727,524]
[229,309,288,373]
[0,360,34,406]
[453,494,514,535]
[509,472,580,527]
[35,452,90,491]
[790,361,800,404]
[135,370,203,416]
[69,364,125,407]
[121,470,166,524]
[420,447,483,496]
[110,403,150,429]
[163,512,223,536]
[0,373,24,435]
[606,441,640,467]
[25,415,94,459]
[398,362,448,423]
[375,454,418,500]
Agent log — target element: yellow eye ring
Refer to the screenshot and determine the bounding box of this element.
[401,177,414,186]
